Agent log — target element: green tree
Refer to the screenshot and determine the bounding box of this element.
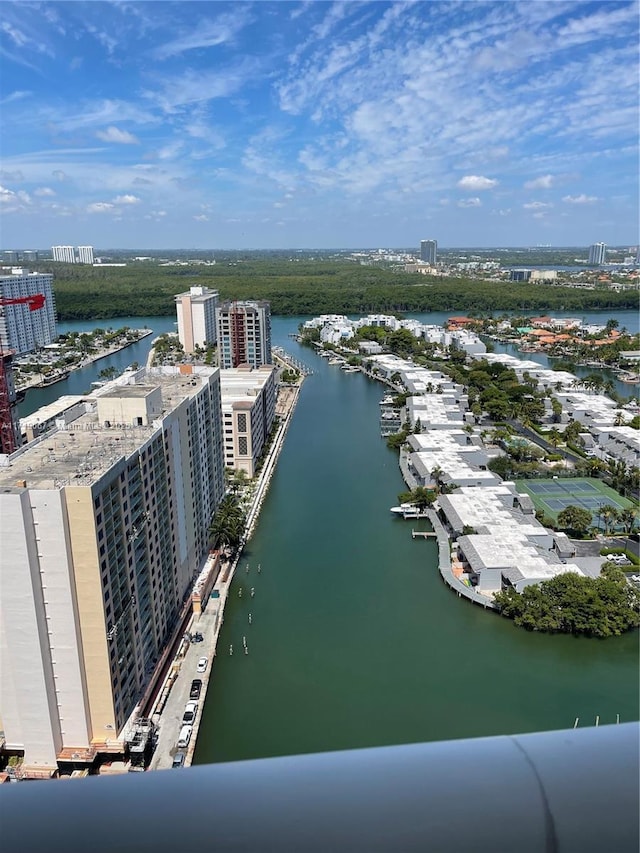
[209,494,247,551]
[556,505,593,535]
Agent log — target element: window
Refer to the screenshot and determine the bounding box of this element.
[237,413,247,432]
[238,436,248,455]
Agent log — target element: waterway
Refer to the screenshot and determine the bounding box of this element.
[15,312,639,762]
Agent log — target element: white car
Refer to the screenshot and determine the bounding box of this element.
[183,702,198,724]
[196,657,208,673]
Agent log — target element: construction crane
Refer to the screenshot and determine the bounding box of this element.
[0,293,46,454]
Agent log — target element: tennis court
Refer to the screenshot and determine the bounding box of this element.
[515,478,633,527]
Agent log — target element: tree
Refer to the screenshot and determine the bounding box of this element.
[618,507,638,534]
[494,568,640,637]
[599,504,619,535]
[556,505,592,535]
[209,493,247,551]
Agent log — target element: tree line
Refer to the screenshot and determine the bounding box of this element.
[43,261,639,320]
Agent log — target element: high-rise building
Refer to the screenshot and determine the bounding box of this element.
[0,268,57,355]
[220,366,277,477]
[216,301,272,369]
[2,250,19,264]
[176,286,219,354]
[0,366,225,774]
[77,246,94,265]
[588,243,606,265]
[52,246,75,263]
[21,250,39,263]
[420,240,437,265]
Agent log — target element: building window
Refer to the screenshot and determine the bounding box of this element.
[238,436,248,455]
[237,413,247,432]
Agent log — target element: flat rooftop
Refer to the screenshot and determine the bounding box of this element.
[0,369,215,492]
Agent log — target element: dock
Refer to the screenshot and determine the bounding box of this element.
[411,529,437,539]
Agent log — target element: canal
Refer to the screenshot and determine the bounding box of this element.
[16,312,639,762]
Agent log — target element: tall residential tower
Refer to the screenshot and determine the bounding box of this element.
[216,300,272,369]
[175,286,219,354]
[0,268,57,355]
[0,367,225,775]
[420,240,437,265]
[588,243,606,265]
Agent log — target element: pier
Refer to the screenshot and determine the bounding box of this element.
[411,529,437,539]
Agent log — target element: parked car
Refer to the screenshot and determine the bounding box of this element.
[177,725,192,749]
[196,657,208,673]
[190,679,202,700]
[172,752,186,769]
[183,702,198,724]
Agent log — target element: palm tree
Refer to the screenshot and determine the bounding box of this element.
[209,494,247,551]
[618,507,638,535]
[599,504,619,535]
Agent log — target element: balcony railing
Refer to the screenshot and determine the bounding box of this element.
[2,723,638,852]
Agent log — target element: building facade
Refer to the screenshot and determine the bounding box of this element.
[220,366,277,477]
[176,286,219,354]
[420,240,437,265]
[0,366,225,774]
[77,246,94,265]
[52,246,75,263]
[588,243,606,265]
[216,300,272,369]
[0,269,57,355]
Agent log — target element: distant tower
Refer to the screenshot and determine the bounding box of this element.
[175,286,219,354]
[588,243,606,265]
[52,246,75,263]
[216,301,272,369]
[420,240,437,265]
[77,246,94,265]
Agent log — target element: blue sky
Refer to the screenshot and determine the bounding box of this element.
[1,1,638,249]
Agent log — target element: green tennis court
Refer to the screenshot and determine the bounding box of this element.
[515,478,633,528]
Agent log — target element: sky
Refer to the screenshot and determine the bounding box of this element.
[1,0,638,249]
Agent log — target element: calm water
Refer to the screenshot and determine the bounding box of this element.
[17,313,639,761]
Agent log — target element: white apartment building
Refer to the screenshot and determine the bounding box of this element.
[217,301,271,369]
[77,246,94,265]
[175,286,219,354]
[588,243,607,265]
[0,268,57,355]
[52,246,75,263]
[0,366,225,775]
[220,365,277,477]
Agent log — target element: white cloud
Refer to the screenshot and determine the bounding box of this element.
[153,8,253,59]
[34,187,56,197]
[457,175,498,191]
[0,185,17,203]
[523,201,552,210]
[87,202,115,213]
[524,174,555,189]
[562,193,598,204]
[0,89,31,106]
[193,214,209,221]
[112,194,141,205]
[96,126,140,144]
[458,197,481,208]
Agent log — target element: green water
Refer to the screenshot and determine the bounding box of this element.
[194,320,639,765]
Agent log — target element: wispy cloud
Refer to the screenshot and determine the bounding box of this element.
[112,194,141,205]
[153,8,253,59]
[562,193,598,204]
[96,126,140,144]
[524,175,555,190]
[458,197,482,208]
[87,202,115,213]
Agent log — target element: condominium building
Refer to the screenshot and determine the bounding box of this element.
[420,240,437,265]
[52,246,75,263]
[216,300,272,369]
[0,268,57,355]
[0,366,225,774]
[220,365,277,477]
[176,286,219,354]
[588,243,606,265]
[77,246,94,265]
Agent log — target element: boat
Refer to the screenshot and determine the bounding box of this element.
[390,503,430,519]
[36,370,70,388]
[328,358,344,366]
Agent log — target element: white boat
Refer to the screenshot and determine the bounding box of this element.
[390,503,429,519]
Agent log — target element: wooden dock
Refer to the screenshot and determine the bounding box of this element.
[411,529,437,539]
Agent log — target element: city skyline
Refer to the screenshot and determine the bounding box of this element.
[1,1,638,249]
